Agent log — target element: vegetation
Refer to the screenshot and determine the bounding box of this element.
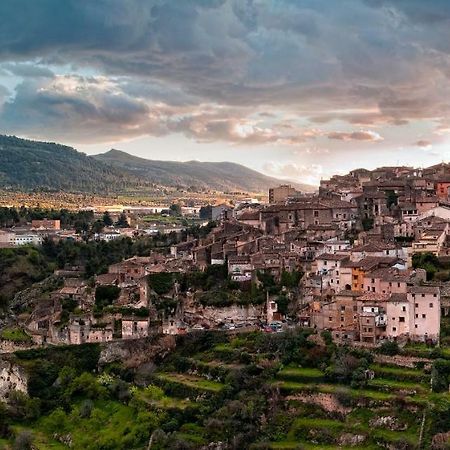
[0,135,147,193]
[94,148,314,193]
[0,231,181,312]
[0,327,31,343]
[2,330,449,449]
[412,252,450,281]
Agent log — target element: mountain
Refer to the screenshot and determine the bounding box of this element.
[0,135,143,193]
[0,135,315,194]
[94,149,315,193]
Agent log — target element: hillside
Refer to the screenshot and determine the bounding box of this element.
[0,135,315,194]
[94,149,315,193]
[2,330,450,448]
[0,135,142,193]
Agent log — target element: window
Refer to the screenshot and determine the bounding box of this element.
[393,327,397,331]
[402,306,406,312]
[314,210,319,217]
[415,303,418,308]
[397,282,401,288]
[341,306,345,311]
[415,314,418,318]
[399,317,405,323]
[422,314,426,319]
[341,317,344,322]
[415,324,418,328]
[366,319,370,324]
[429,303,434,308]
[329,317,332,322]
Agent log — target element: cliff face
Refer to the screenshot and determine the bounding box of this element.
[98,334,177,369]
[0,357,28,402]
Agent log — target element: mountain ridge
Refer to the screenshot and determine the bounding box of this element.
[94,148,315,193]
[0,135,316,194]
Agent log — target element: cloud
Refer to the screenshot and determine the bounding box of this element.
[1,63,54,78]
[415,140,432,149]
[327,130,384,142]
[0,0,449,151]
[0,75,159,142]
[263,161,324,185]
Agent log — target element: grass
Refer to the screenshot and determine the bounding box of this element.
[370,364,428,382]
[135,388,195,410]
[142,214,179,223]
[276,380,396,401]
[0,327,31,343]
[367,377,428,393]
[156,372,225,392]
[270,443,374,450]
[277,367,324,382]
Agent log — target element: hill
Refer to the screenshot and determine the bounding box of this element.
[0,135,315,194]
[0,135,142,193]
[94,149,315,193]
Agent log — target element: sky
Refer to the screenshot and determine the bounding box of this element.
[1,0,450,185]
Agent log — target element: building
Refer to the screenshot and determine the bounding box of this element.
[31,219,61,230]
[269,185,300,203]
[122,317,150,339]
[14,232,43,246]
[0,230,15,248]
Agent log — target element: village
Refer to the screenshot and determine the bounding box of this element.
[4,162,450,350]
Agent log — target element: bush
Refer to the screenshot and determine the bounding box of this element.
[95,285,120,310]
[379,340,399,356]
[13,430,34,450]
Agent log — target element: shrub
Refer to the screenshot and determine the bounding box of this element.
[379,340,399,356]
[13,431,34,450]
[95,285,120,310]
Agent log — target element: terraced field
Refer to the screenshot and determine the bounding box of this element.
[267,359,433,449]
[4,330,450,449]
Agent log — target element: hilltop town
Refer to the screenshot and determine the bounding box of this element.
[1,162,450,351]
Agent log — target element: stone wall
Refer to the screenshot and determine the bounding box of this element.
[185,304,264,325]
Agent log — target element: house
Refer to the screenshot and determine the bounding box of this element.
[228,255,253,282]
[269,185,301,203]
[0,230,15,248]
[31,219,61,230]
[315,253,350,293]
[122,317,150,339]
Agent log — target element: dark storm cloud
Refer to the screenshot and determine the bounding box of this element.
[1,0,450,145]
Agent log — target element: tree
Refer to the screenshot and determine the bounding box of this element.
[386,190,398,208]
[95,285,121,311]
[91,220,104,234]
[199,205,212,220]
[102,211,113,227]
[115,213,129,228]
[169,204,182,217]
